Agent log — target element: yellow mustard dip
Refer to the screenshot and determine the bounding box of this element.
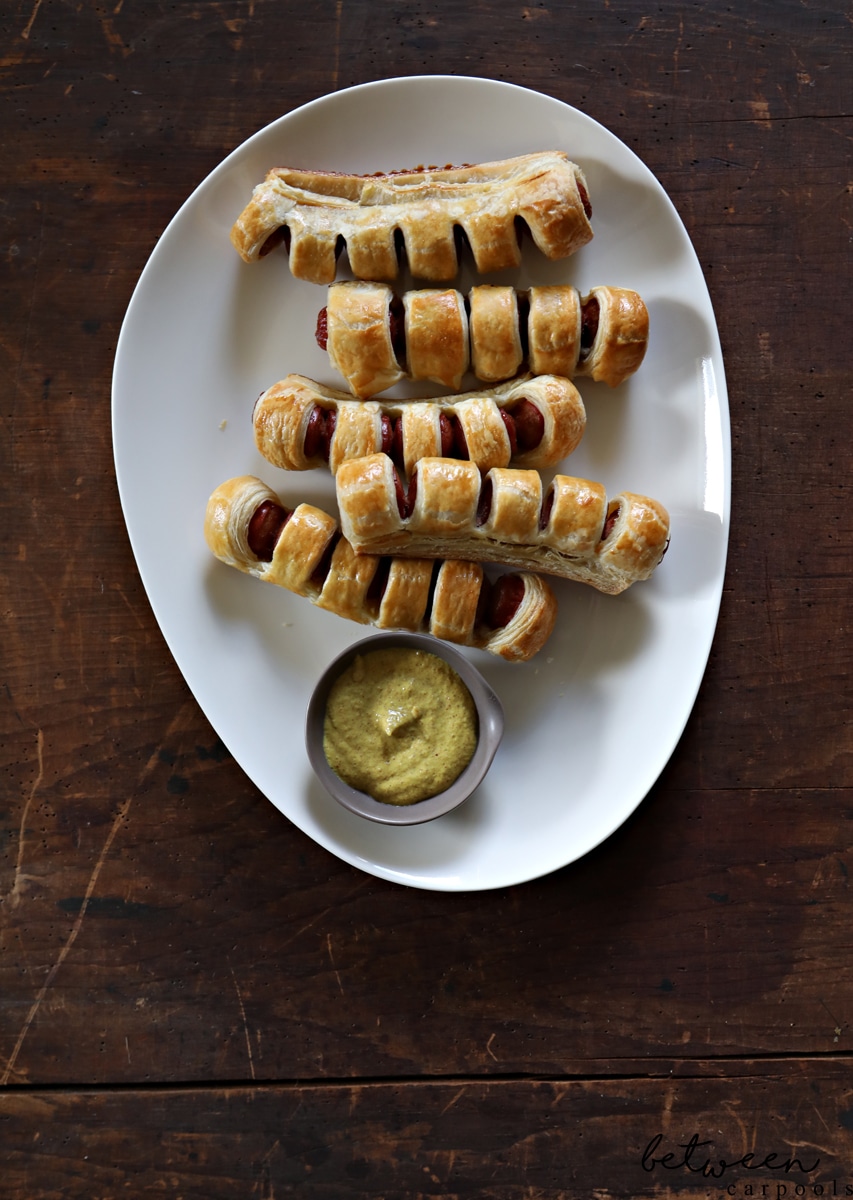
[322,647,478,805]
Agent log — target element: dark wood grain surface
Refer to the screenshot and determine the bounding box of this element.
[2,1,852,1195]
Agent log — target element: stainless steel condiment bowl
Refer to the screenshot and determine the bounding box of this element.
[305,632,505,826]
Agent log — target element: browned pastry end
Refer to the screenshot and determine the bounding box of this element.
[529,284,649,387]
[230,151,593,283]
[318,281,648,397]
[204,475,558,662]
[252,373,586,478]
[335,454,670,595]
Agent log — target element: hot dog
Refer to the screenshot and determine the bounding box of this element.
[317,281,648,398]
[253,373,586,478]
[204,475,558,662]
[230,151,593,283]
[335,454,670,596]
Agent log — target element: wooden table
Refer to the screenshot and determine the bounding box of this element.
[2,1,851,1195]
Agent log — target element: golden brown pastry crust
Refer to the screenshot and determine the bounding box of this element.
[526,285,581,378]
[230,152,594,282]
[573,285,649,387]
[252,373,586,476]
[526,284,649,386]
[204,475,558,661]
[323,281,647,397]
[468,285,524,383]
[403,288,469,391]
[335,454,670,595]
[326,281,403,398]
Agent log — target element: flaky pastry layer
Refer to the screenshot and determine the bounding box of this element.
[253,373,586,477]
[231,151,593,283]
[335,454,670,595]
[204,475,558,662]
[322,281,648,397]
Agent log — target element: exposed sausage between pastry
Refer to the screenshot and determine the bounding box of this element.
[317,281,648,397]
[253,373,586,477]
[230,151,594,283]
[204,475,559,662]
[335,454,670,595]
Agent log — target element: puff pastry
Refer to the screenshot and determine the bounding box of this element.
[335,454,670,595]
[253,373,586,478]
[230,151,593,283]
[319,281,648,397]
[204,475,558,662]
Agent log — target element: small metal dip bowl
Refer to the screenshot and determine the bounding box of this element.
[305,632,505,826]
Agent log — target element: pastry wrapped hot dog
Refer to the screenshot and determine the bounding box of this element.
[317,281,648,398]
[336,454,670,596]
[253,373,586,478]
[230,151,593,284]
[205,475,558,662]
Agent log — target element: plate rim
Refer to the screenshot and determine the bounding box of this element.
[112,74,731,892]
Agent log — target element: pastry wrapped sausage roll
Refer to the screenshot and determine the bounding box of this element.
[336,454,670,596]
[204,475,558,662]
[230,151,593,283]
[318,281,648,397]
[253,373,586,478]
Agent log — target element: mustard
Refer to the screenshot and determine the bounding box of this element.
[323,647,478,805]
